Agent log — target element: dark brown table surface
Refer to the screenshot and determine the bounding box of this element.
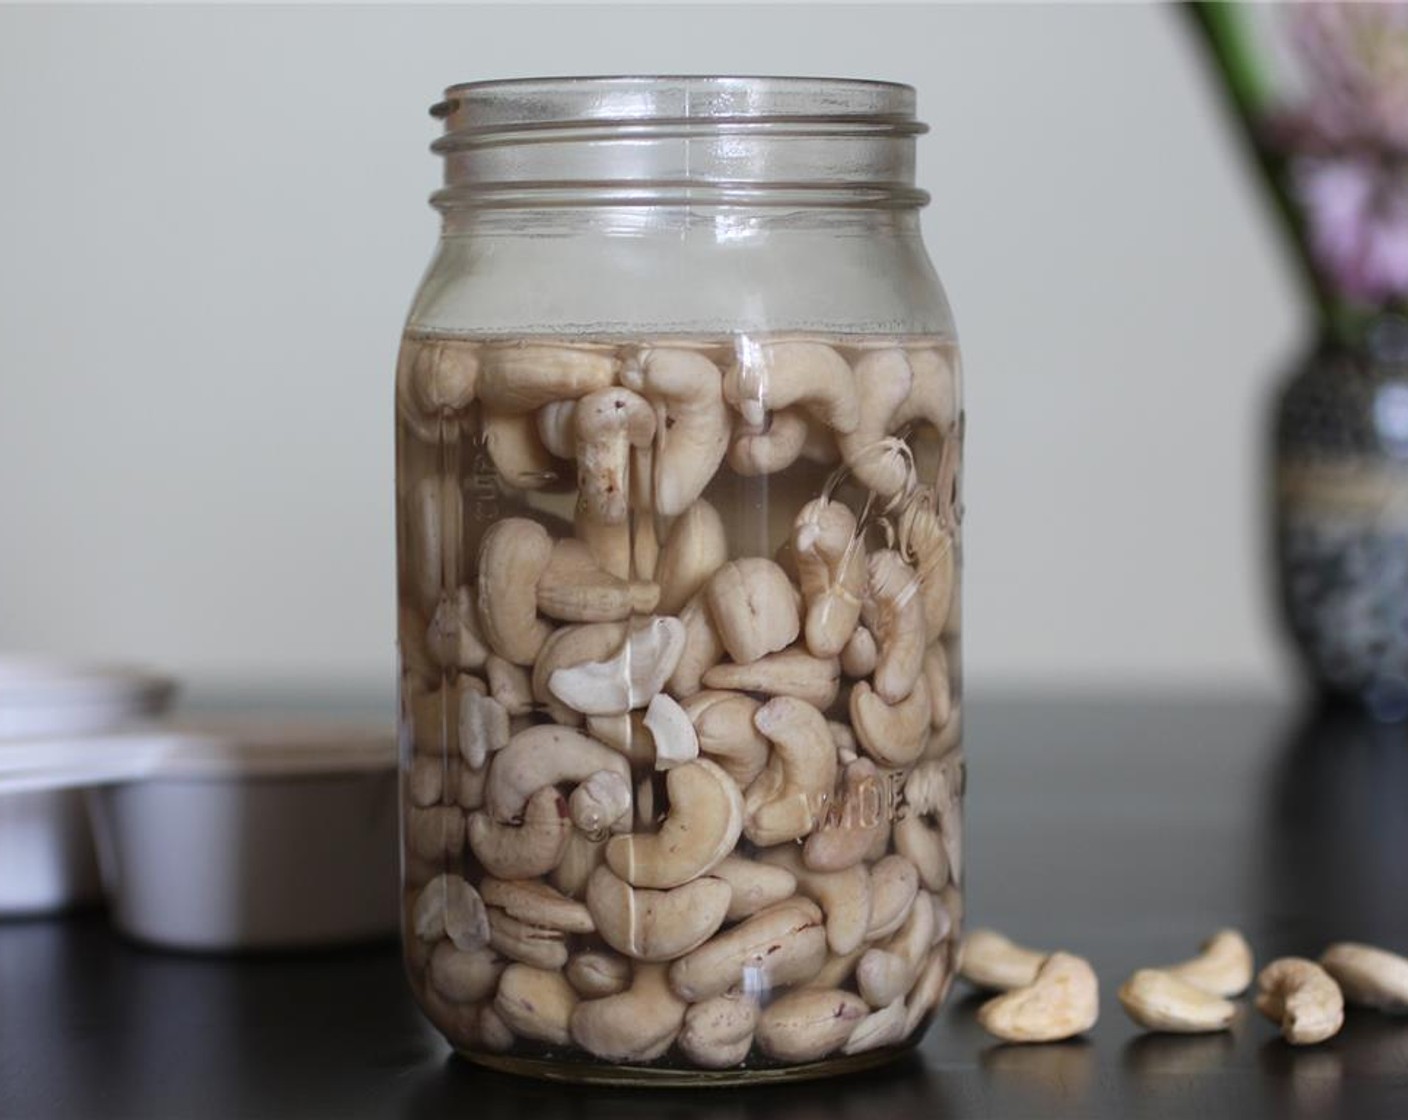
[4,694,1408,1119]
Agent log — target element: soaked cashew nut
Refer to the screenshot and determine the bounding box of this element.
[857,892,935,1007]
[804,758,890,872]
[408,475,463,613]
[763,845,872,956]
[494,964,579,1045]
[655,499,729,615]
[1256,958,1345,1045]
[483,408,558,490]
[570,963,688,1062]
[622,347,730,517]
[585,866,731,962]
[844,999,908,1055]
[568,769,633,835]
[837,348,915,498]
[643,692,698,769]
[851,673,932,768]
[864,549,926,703]
[477,343,619,413]
[923,644,954,731]
[536,538,659,623]
[667,594,725,698]
[711,854,798,921]
[535,398,578,459]
[793,498,867,659]
[897,487,956,636]
[467,787,572,879]
[483,724,630,822]
[574,386,656,525]
[548,615,687,716]
[840,626,879,679]
[605,759,743,888]
[397,336,479,440]
[895,756,962,891]
[550,830,608,899]
[702,648,841,711]
[755,989,868,1063]
[476,518,554,665]
[566,950,632,998]
[726,408,810,476]
[479,878,595,933]
[532,622,627,725]
[743,696,838,847]
[706,559,801,665]
[412,874,490,951]
[487,908,569,969]
[428,943,504,1004]
[669,898,828,1003]
[1320,942,1408,1012]
[679,691,770,788]
[679,992,758,1069]
[723,340,860,434]
[426,586,489,671]
[977,952,1100,1044]
[960,928,1047,992]
[484,655,533,716]
[1162,929,1255,998]
[1119,969,1238,1033]
[866,855,921,941]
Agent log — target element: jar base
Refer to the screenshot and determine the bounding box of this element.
[457,1043,915,1088]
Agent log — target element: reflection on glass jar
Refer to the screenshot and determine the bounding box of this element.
[393,77,963,1085]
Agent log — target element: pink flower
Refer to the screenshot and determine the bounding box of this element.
[1294,156,1408,303]
[1288,4,1408,154]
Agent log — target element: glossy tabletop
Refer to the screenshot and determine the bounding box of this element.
[3,695,1408,1119]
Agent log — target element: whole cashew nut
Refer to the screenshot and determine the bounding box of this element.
[667,594,725,698]
[762,845,872,956]
[412,873,490,951]
[1162,928,1255,998]
[568,769,634,835]
[566,950,632,998]
[483,724,631,822]
[487,908,570,970]
[1255,958,1345,1045]
[726,408,810,476]
[669,898,828,1003]
[622,347,730,517]
[477,344,619,413]
[428,942,503,1004]
[679,691,770,788]
[483,408,558,490]
[977,951,1100,1044]
[605,759,743,888]
[1320,942,1408,1012]
[480,878,594,933]
[723,340,860,434]
[837,348,916,498]
[570,963,688,1062]
[959,928,1047,993]
[863,549,926,704]
[706,559,801,665]
[755,988,868,1063]
[467,786,572,880]
[702,648,841,711]
[866,855,921,941]
[1119,969,1238,1033]
[476,518,554,665]
[679,992,758,1069]
[851,674,932,768]
[574,387,657,525]
[793,498,867,659]
[710,854,798,921]
[655,499,729,615]
[536,538,660,623]
[585,866,731,962]
[743,696,838,847]
[493,963,579,1045]
[804,758,890,872]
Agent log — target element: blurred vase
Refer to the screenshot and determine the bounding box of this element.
[1274,316,1408,717]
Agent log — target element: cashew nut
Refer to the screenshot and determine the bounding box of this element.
[702,648,841,710]
[679,691,770,788]
[574,386,656,524]
[726,408,810,476]
[428,942,504,1004]
[642,692,698,769]
[550,830,608,899]
[679,992,758,1069]
[536,398,578,459]
[536,538,659,622]
[711,854,798,921]
[585,866,731,962]
[977,952,1100,1044]
[669,899,828,1003]
[584,711,656,769]
[476,518,554,665]
[1320,942,1408,1012]
[793,498,867,658]
[406,804,467,863]
[548,615,687,716]
[484,655,533,716]
[904,947,955,1037]
[723,340,860,434]
[412,874,490,951]
[622,347,729,517]
[568,769,633,835]
[494,963,579,1045]
[1119,969,1237,1033]
[837,348,915,498]
[532,622,627,725]
[477,343,619,413]
[487,908,569,969]
[755,988,868,1063]
[655,499,729,615]
[566,950,632,998]
[408,474,462,613]
[840,626,879,679]
[960,929,1047,992]
[866,855,921,941]
[705,559,801,665]
[924,643,953,731]
[844,999,908,1055]
[743,696,838,847]
[897,486,956,635]
[762,845,872,956]
[570,963,687,1062]
[467,787,572,879]
[1255,958,1345,1045]
[863,549,926,703]
[851,674,932,768]
[397,336,479,440]
[666,594,725,698]
[895,756,962,891]
[483,407,557,489]
[458,689,510,771]
[605,758,743,888]
[857,892,935,1007]
[479,878,595,934]
[1162,928,1254,998]
[803,758,890,872]
[483,724,630,822]
[426,586,488,671]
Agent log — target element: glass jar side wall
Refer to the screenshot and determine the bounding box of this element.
[396,332,963,1083]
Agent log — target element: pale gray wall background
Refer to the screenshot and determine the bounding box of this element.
[0,3,1304,694]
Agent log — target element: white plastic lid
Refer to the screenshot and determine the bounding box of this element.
[0,655,176,740]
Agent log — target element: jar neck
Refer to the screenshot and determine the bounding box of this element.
[429,76,928,217]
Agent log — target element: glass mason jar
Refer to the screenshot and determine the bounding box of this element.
[396,76,963,1085]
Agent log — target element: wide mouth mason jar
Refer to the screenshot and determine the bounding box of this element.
[396,75,963,1086]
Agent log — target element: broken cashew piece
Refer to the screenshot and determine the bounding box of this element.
[1119,969,1237,1033]
[1320,942,1408,1012]
[1255,958,1345,1045]
[960,928,1047,992]
[643,692,699,770]
[548,615,687,716]
[411,874,490,951]
[1162,928,1255,998]
[977,951,1100,1044]
[605,758,743,888]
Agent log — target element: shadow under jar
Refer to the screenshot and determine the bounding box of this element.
[395,76,964,1086]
